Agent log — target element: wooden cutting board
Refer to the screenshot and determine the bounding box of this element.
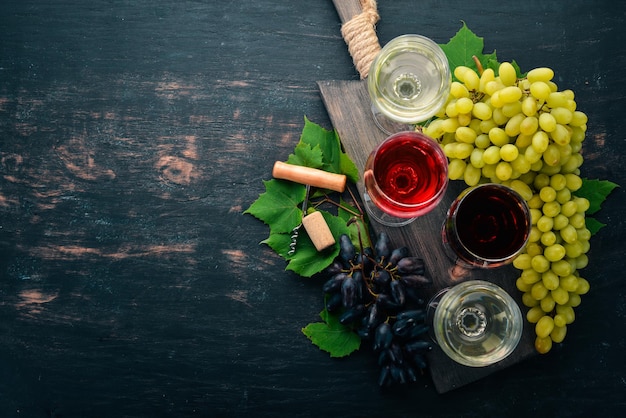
[318,0,536,394]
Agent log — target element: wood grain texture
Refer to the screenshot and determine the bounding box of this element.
[0,0,625,416]
[318,79,536,393]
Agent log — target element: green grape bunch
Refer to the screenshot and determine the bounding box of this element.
[423,62,591,354]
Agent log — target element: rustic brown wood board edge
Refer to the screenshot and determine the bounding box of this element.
[317,79,537,394]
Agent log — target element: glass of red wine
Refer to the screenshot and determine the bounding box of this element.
[442,183,531,268]
[363,131,449,226]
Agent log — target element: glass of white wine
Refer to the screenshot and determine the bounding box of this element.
[368,34,451,135]
[426,280,523,367]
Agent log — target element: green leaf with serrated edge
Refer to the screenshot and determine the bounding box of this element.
[439,21,498,75]
[285,211,347,277]
[301,116,359,182]
[244,180,305,234]
[584,217,606,236]
[286,142,324,169]
[260,231,293,259]
[302,307,361,358]
[574,179,619,215]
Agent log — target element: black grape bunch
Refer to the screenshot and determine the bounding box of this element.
[322,232,434,387]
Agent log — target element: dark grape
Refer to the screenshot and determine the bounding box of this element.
[396,309,426,322]
[341,275,357,308]
[339,234,355,265]
[339,304,367,325]
[372,269,391,289]
[389,279,406,306]
[404,340,433,355]
[373,322,393,352]
[322,273,347,294]
[325,292,342,313]
[320,231,433,388]
[396,257,426,274]
[388,246,409,266]
[375,232,391,262]
[399,274,432,288]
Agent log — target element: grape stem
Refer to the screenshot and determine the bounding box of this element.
[472,55,484,75]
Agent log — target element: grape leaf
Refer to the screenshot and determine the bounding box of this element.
[284,211,347,277]
[244,180,305,234]
[301,116,359,183]
[584,217,606,236]
[287,142,324,169]
[574,179,619,215]
[439,21,498,75]
[302,307,361,358]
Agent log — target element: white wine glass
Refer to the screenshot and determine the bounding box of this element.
[368,34,451,135]
[427,280,523,367]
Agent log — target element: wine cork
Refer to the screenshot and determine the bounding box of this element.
[272,161,347,192]
[302,211,336,252]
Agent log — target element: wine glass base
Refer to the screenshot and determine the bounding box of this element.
[371,105,413,136]
[363,191,416,227]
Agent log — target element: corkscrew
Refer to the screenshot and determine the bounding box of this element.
[272,161,347,255]
[288,184,311,256]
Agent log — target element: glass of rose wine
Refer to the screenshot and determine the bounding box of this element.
[363,131,449,226]
[368,34,451,135]
[426,280,523,367]
[442,183,531,268]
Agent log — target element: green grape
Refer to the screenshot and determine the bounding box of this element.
[555,305,575,324]
[500,144,519,162]
[544,243,566,262]
[538,112,557,132]
[472,102,493,120]
[450,81,470,98]
[551,107,573,125]
[551,286,569,305]
[483,145,502,165]
[542,201,561,217]
[559,274,579,292]
[519,269,540,286]
[535,315,555,338]
[526,306,545,323]
[530,81,552,100]
[522,96,538,116]
[479,68,495,92]
[527,67,555,83]
[540,294,556,312]
[553,314,567,327]
[531,281,549,300]
[448,158,466,180]
[495,161,513,181]
[522,291,539,307]
[559,224,578,244]
[537,215,554,233]
[489,127,510,146]
[550,325,567,343]
[455,97,474,114]
[499,62,518,86]
[513,253,533,270]
[551,259,573,277]
[421,63,592,355]
[535,336,553,354]
[542,270,560,290]
[455,126,477,144]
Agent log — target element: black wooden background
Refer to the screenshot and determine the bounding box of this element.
[1,0,625,417]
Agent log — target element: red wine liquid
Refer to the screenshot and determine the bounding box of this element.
[364,132,448,217]
[453,185,530,262]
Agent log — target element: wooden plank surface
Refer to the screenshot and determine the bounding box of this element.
[318,79,537,393]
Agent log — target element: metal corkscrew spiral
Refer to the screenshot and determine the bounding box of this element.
[287,184,311,256]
